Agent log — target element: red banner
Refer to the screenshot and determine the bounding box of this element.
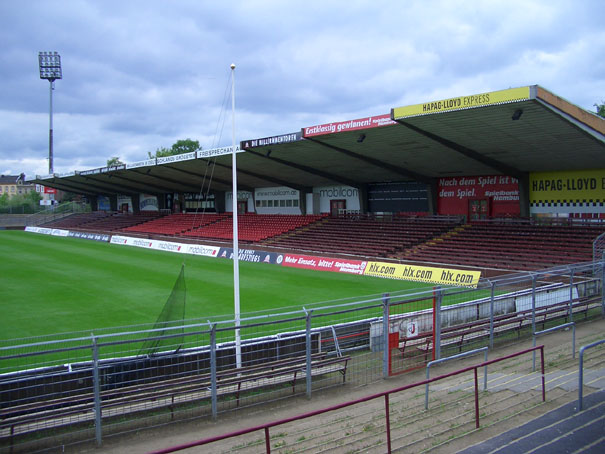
[303,114,396,137]
[437,175,520,217]
[44,187,57,194]
[281,253,367,275]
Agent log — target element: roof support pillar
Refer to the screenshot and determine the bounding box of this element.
[131,193,140,214]
[215,190,226,213]
[426,179,439,215]
[299,191,307,215]
[110,195,118,212]
[358,184,368,214]
[518,174,530,218]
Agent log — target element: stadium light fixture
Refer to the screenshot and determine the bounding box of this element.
[38,51,62,175]
[511,109,523,121]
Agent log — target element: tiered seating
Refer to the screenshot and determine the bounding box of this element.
[72,212,163,232]
[123,213,229,236]
[401,219,605,270]
[264,215,463,257]
[41,211,112,229]
[182,214,324,242]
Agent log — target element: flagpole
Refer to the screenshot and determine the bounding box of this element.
[231,63,242,369]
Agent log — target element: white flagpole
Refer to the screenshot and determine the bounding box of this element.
[230,63,242,369]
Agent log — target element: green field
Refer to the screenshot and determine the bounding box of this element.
[0,231,430,340]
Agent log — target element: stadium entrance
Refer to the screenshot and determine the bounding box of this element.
[330,199,346,217]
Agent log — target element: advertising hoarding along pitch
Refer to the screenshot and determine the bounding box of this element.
[109,236,219,257]
[392,86,531,119]
[364,261,481,288]
[303,114,396,138]
[217,247,283,264]
[281,253,367,274]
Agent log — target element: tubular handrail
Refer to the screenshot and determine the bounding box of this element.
[147,345,545,454]
[425,346,488,409]
[532,321,575,371]
[578,339,605,411]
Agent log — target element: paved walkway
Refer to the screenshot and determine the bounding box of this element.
[434,367,605,394]
[459,389,605,454]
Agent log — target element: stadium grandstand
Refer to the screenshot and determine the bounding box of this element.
[4,84,605,453]
[28,85,605,272]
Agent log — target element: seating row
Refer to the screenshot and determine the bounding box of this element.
[400,221,604,270]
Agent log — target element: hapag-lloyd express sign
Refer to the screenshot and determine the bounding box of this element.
[282,254,367,275]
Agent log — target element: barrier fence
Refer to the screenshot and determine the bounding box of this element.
[1,261,604,453]
[148,346,546,454]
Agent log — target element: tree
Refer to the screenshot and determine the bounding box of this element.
[148,138,202,159]
[107,157,124,167]
[595,101,605,118]
[148,147,172,159]
[26,189,42,206]
[171,139,202,155]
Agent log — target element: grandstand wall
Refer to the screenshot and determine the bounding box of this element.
[438,175,520,219]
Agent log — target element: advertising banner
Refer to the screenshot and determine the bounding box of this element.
[68,231,111,242]
[392,86,531,119]
[281,253,367,275]
[157,152,197,165]
[109,236,219,258]
[530,169,605,205]
[217,248,283,264]
[25,226,69,237]
[44,186,57,194]
[183,244,220,257]
[364,261,481,288]
[303,114,396,138]
[197,145,241,159]
[127,159,156,169]
[241,131,302,149]
[438,175,520,217]
[139,194,159,212]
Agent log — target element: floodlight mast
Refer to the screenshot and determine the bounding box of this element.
[38,51,62,175]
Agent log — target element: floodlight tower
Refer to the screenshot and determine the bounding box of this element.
[38,51,62,174]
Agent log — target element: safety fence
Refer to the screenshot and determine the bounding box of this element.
[1,261,604,452]
[148,346,546,454]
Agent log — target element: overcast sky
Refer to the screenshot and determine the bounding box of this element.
[1,0,604,178]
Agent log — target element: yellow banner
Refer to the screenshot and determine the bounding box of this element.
[392,86,531,119]
[530,169,605,203]
[364,261,481,288]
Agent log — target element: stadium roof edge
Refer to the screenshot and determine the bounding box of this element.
[30,85,605,198]
[535,85,605,136]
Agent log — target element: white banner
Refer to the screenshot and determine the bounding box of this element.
[110,235,219,258]
[25,226,69,237]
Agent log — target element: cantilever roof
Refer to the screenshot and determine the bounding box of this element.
[30,85,605,196]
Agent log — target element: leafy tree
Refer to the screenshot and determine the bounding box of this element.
[149,147,173,159]
[595,101,605,118]
[0,193,8,207]
[148,138,202,158]
[171,139,202,155]
[26,189,42,205]
[107,157,124,167]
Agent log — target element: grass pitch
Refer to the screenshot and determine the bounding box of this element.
[0,230,429,340]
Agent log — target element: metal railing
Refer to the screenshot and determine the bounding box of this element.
[578,339,605,411]
[425,346,488,409]
[147,346,545,454]
[1,261,604,452]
